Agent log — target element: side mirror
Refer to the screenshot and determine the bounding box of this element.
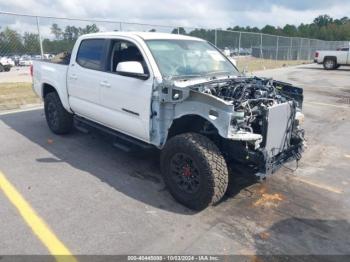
[116,61,149,80]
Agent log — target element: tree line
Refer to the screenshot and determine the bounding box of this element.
[233,15,350,41]
[0,24,100,55]
[0,14,349,56]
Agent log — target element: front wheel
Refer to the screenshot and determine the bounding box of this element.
[160,133,228,210]
[44,92,73,134]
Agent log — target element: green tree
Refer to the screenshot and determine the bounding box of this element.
[261,25,277,35]
[79,24,100,34]
[0,27,24,55]
[313,15,333,27]
[51,23,63,40]
[171,27,186,34]
[23,33,40,54]
[282,24,298,36]
[63,26,80,41]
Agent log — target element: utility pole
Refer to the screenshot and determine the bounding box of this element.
[36,16,44,58]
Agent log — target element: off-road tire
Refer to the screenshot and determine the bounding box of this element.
[4,66,11,72]
[160,133,228,210]
[323,58,336,70]
[0,64,4,72]
[44,92,73,134]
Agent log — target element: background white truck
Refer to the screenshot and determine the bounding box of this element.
[0,56,15,72]
[314,46,350,70]
[32,32,305,210]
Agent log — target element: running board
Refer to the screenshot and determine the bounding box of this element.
[73,116,154,151]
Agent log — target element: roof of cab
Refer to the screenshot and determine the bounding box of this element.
[81,31,204,41]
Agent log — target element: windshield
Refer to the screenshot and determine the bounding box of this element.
[146,40,239,78]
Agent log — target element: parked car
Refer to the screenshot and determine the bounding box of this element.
[314,47,350,70]
[43,53,55,59]
[19,56,33,66]
[10,55,20,66]
[0,56,15,72]
[33,55,42,60]
[32,32,305,210]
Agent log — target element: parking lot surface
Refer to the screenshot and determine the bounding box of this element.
[0,64,350,257]
[0,66,31,83]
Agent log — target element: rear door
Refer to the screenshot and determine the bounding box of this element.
[97,38,154,142]
[67,38,108,121]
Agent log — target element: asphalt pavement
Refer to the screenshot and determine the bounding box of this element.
[0,64,350,258]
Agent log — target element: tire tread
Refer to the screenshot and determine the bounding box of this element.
[44,92,73,134]
[161,133,228,210]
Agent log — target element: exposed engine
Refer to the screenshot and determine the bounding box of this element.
[190,76,304,161]
[196,77,299,133]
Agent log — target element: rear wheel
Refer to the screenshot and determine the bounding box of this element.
[323,58,336,70]
[0,64,4,72]
[44,92,73,134]
[160,133,228,210]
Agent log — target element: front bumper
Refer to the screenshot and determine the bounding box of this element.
[247,139,304,179]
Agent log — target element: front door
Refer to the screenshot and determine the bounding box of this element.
[97,38,154,142]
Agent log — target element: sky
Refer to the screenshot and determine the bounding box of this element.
[0,0,350,32]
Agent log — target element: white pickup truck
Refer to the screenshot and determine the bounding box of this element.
[314,47,350,70]
[33,32,305,210]
[0,56,15,72]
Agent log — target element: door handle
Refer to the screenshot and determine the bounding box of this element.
[100,81,111,88]
[70,74,78,80]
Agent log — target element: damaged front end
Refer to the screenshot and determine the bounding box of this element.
[155,75,305,179]
[193,76,305,179]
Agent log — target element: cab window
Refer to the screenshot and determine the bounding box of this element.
[108,40,148,74]
[76,39,105,70]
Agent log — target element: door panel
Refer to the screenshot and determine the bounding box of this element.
[99,73,153,141]
[67,39,106,121]
[95,38,153,142]
[68,64,101,105]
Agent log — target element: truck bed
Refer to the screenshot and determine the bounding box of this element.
[32,59,70,112]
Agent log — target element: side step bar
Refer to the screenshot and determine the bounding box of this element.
[73,116,154,152]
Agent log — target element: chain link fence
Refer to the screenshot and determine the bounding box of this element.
[0,11,349,69]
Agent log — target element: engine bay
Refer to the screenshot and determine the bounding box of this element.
[191,77,302,133]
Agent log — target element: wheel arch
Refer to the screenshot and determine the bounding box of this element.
[167,114,218,138]
[42,83,57,98]
[164,114,225,152]
[41,82,72,113]
[323,56,337,64]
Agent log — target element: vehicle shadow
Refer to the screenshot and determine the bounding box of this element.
[253,218,350,261]
[0,109,257,214]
